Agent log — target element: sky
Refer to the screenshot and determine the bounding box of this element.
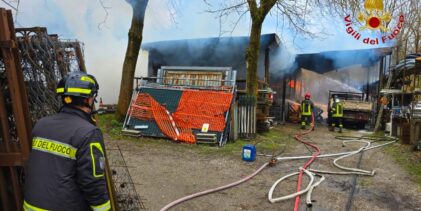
[0,0,398,103]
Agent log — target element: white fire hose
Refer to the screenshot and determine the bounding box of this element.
[268,168,315,203]
[276,138,397,162]
[310,140,375,176]
[268,138,397,206]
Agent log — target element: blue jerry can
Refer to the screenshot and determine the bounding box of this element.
[242,144,256,162]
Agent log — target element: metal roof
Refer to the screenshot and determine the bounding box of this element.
[141,34,280,80]
[295,47,393,74]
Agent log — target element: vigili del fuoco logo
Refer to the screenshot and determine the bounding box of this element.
[344,0,404,45]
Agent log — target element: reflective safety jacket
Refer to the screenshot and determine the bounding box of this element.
[331,101,344,118]
[301,99,314,116]
[24,106,110,211]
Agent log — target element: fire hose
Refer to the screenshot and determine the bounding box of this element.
[160,122,398,210]
[160,162,270,211]
[275,139,396,161]
[291,113,320,211]
[268,167,325,203]
[160,138,397,210]
[268,120,398,209]
[310,140,375,176]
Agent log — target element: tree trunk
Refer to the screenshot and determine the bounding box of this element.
[115,2,148,120]
[246,21,263,97]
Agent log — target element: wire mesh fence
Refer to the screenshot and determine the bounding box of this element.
[14,28,146,210]
[107,146,146,210]
[0,20,144,210]
[0,59,19,143]
[15,27,85,122]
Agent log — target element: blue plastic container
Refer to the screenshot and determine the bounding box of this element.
[242,144,256,162]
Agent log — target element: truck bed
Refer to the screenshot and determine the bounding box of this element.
[343,100,372,112]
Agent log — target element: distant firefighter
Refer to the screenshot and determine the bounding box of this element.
[329,95,344,133]
[300,92,314,130]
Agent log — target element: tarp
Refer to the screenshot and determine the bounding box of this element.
[125,87,233,144]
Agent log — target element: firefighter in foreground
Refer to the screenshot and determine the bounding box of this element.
[24,71,110,211]
[301,92,314,130]
[329,95,344,133]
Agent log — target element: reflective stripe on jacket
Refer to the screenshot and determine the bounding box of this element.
[24,106,110,211]
[332,102,344,117]
[301,99,313,116]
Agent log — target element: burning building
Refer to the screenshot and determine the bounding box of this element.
[136,34,393,128]
[271,48,393,125]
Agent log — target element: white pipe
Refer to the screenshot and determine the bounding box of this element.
[161,162,269,211]
[306,175,325,206]
[268,138,397,206]
[307,140,376,176]
[276,139,397,161]
[331,140,374,175]
[268,168,315,203]
[308,169,375,176]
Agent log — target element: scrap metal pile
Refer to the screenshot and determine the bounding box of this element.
[124,66,236,145]
[14,28,145,211]
[0,8,143,210]
[15,27,86,122]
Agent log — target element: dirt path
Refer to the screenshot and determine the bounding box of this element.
[104,124,421,211]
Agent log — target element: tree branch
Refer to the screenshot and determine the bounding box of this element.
[1,0,17,10]
[98,0,111,30]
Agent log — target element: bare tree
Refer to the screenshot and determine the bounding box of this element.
[206,0,316,97]
[115,0,149,120]
[319,0,420,59]
[398,0,421,55]
[245,0,276,96]
[207,0,411,98]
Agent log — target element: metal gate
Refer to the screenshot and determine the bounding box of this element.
[0,8,32,211]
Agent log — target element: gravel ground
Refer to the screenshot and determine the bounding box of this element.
[104,124,421,211]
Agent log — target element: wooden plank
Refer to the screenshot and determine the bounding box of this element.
[0,9,32,161]
[10,166,22,211]
[7,11,33,144]
[0,168,12,211]
[0,153,23,166]
[343,100,372,111]
[0,79,12,152]
[74,42,87,73]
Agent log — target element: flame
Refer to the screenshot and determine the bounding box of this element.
[288,80,295,88]
[288,80,305,95]
[364,0,384,11]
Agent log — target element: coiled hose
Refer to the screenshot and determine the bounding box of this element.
[292,113,320,211]
[310,140,374,176]
[269,135,398,209]
[160,125,398,210]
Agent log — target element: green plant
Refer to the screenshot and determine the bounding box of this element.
[384,143,421,186]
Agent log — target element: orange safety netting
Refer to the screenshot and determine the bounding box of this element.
[129,90,232,143]
[173,90,233,132]
[129,93,195,143]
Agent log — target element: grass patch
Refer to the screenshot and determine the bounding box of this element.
[97,114,170,145]
[97,114,125,138]
[193,127,296,156]
[359,177,374,188]
[97,114,297,157]
[383,143,421,185]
